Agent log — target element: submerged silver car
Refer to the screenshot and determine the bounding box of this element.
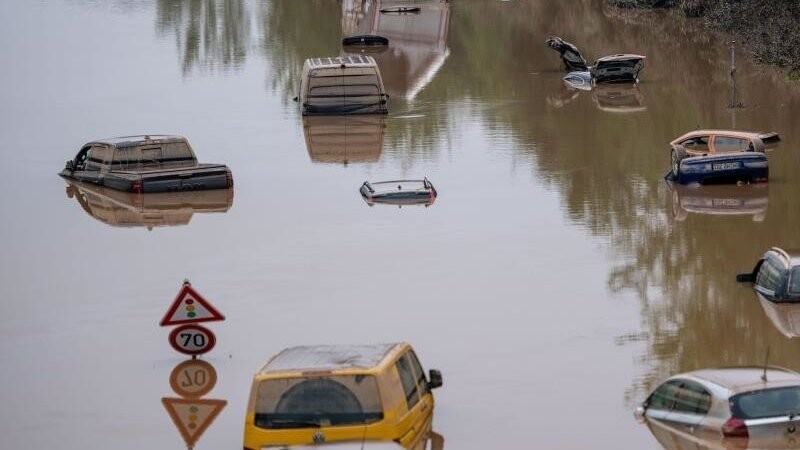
[638,367,800,445]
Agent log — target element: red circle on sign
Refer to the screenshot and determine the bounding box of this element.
[168,324,216,356]
[169,359,218,399]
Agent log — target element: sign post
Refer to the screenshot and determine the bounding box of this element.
[161,280,225,358]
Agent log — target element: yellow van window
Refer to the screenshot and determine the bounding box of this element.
[254,375,383,429]
[396,354,420,409]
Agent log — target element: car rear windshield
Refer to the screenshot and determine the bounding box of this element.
[254,375,383,429]
[731,386,800,419]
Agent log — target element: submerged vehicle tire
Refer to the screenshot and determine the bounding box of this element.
[671,145,687,179]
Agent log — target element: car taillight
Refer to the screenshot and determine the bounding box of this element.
[131,179,143,193]
[226,170,234,188]
[723,417,749,437]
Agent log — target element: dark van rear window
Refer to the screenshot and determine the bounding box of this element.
[731,387,800,419]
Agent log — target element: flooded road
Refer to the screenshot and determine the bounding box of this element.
[1,0,800,448]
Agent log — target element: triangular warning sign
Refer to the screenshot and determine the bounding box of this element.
[160,284,225,326]
[162,397,227,447]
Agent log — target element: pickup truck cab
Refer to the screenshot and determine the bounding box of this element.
[243,343,442,449]
[59,135,232,193]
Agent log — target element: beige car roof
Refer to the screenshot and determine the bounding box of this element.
[687,367,800,394]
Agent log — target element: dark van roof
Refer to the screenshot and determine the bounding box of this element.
[91,135,186,149]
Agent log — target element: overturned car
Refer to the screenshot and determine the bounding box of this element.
[545,36,645,86]
[360,179,437,207]
[666,129,780,185]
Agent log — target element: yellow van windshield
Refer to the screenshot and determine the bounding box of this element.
[254,375,383,429]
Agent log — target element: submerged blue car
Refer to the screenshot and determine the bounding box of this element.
[666,129,779,184]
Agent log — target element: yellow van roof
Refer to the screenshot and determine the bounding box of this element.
[258,343,402,375]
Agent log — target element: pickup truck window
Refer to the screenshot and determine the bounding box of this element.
[254,375,383,429]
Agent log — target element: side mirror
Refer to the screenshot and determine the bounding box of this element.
[65,160,75,170]
[634,405,646,422]
[428,369,442,389]
[736,272,755,283]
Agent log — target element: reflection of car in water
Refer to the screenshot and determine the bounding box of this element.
[638,367,800,448]
[243,343,442,449]
[59,135,233,193]
[669,183,768,222]
[65,179,233,229]
[737,247,800,303]
[303,116,386,164]
[592,83,646,113]
[342,0,450,100]
[667,130,780,185]
[271,430,443,450]
[757,296,800,338]
[360,179,437,207]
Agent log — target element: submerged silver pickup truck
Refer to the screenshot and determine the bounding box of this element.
[59,135,233,193]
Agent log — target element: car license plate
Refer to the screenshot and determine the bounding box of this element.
[712,162,740,171]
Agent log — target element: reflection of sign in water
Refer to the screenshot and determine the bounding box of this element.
[164,358,227,449]
[170,359,218,399]
[160,282,226,326]
[168,323,218,355]
[162,397,227,447]
[343,0,450,99]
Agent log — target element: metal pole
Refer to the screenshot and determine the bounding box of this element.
[729,40,737,109]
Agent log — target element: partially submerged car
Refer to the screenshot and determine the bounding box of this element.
[670,183,768,222]
[298,56,389,115]
[545,36,645,85]
[737,247,800,303]
[59,135,233,193]
[638,366,800,446]
[667,130,780,185]
[64,179,233,229]
[243,343,442,449]
[360,179,437,206]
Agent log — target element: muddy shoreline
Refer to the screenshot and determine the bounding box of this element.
[607,0,800,77]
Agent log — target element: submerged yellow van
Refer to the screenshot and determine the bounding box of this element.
[243,343,442,449]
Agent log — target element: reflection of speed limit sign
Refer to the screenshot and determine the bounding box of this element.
[168,324,216,356]
[169,359,218,399]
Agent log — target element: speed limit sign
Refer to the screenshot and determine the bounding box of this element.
[168,324,216,356]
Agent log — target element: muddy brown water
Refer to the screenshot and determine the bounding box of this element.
[1,0,799,448]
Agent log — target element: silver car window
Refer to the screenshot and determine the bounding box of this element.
[673,381,711,415]
[756,257,784,293]
[790,268,800,295]
[648,380,682,410]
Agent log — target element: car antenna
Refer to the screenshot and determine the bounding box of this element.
[761,346,770,382]
[359,422,368,450]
